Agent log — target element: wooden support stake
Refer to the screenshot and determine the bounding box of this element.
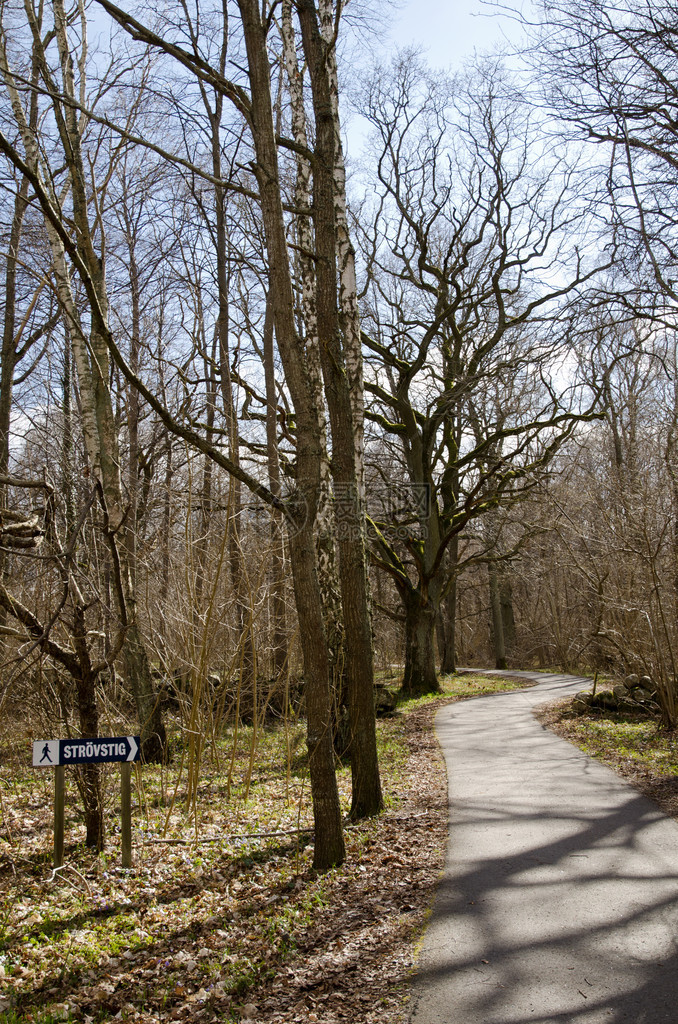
[121,761,132,868]
[54,765,65,868]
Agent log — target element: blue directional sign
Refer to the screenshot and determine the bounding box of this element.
[32,736,140,767]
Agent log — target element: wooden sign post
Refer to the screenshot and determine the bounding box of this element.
[32,736,141,868]
[54,765,65,869]
[120,762,132,869]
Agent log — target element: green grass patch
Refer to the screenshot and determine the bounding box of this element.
[395,671,533,713]
[546,705,678,778]
[0,1011,78,1024]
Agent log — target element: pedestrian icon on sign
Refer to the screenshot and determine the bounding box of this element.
[40,742,52,763]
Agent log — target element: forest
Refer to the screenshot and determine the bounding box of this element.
[0,0,677,1020]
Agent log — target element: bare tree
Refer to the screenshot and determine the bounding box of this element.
[516,313,678,726]
[357,56,609,694]
[0,455,128,849]
[91,0,383,824]
[530,0,678,311]
[0,0,167,759]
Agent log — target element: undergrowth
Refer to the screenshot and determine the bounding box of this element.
[0,671,523,1023]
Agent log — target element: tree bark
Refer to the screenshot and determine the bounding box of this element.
[500,576,516,657]
[297,0,383,820]
[237,0,345,867]
[489,563,508,670]
[288,515,345,869]
[72,603,104,850]
[402,590,440,696]
[437,578,458,675]
[262,294,288,678]
[279,0,346,727]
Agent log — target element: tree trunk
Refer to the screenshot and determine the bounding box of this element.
[213,162,257,695]
[402,592,441,696]
[124,215,141,595]
[70,600,104,850]
[122,621,166,762]
[500,576,516,658]
[75,691,104,851]
[237,0,345,867]
[437,578,457,675]
[297,0,382,820]
[279,0,346,741]
[0,178,30,478]
[489,564,508,670]
[158,425,173,650]
[262,295,288,678]
[0,174,32,642]
[287,517,345,868]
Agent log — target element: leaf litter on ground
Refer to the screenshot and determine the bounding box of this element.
[0,672,528,1023]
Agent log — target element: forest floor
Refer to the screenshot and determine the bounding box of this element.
[535,687,678,821]
[0,673,528,1024]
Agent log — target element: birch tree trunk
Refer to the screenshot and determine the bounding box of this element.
[317,0,366,487]
[262,296,288,677]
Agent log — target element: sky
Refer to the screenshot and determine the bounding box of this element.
[341,0,528,157]
[384,0,523,70]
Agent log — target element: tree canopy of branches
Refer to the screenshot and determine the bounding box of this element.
[2,0,677,867]
[532,0,678,311]
[357,55,610,694]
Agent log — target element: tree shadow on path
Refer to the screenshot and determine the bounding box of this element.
[411,673,678,1023]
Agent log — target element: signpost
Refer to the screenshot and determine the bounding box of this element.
[33,736,140,868]
[32,736,139,767]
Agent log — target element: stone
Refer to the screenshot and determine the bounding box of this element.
[623,674,639,690]
[588,690,622,711]
[375,684,397,716]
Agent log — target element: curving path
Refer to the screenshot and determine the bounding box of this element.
[410,671,678,1024]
